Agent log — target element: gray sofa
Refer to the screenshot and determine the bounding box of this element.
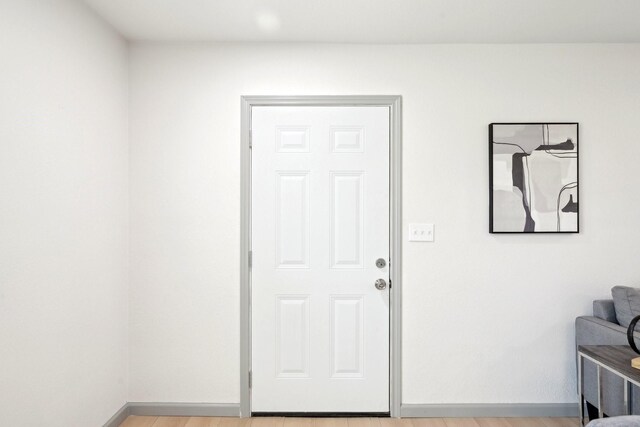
[576,298,640,419]
[587,416,640,426]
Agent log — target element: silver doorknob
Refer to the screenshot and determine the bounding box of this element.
[375,279,387,290]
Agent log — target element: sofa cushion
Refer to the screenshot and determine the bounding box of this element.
[612,286,640,328]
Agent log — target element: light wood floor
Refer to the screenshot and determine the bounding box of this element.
[119,416,580,427]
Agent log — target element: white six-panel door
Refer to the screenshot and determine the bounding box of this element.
[251,106,390,413]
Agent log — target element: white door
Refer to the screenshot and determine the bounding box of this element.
[251,106,390,413]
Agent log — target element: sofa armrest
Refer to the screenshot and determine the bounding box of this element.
[576,316,630,346]
[593,299,618,323]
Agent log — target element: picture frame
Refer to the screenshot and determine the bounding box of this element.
[489,122,579,234]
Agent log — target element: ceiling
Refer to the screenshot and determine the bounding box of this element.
[83,0,640,44]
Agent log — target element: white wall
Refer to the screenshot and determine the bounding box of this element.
[0,1,129,425]
[128,42,640,406]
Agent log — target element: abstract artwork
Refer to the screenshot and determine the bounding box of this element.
[489,123,579,233]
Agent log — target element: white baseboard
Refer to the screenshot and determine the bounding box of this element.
[128,402,241,417]
[401,403,578,418]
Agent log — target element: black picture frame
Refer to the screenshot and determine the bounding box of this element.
[489,122,579,234]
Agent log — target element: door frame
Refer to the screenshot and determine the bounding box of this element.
[240,95,402,417]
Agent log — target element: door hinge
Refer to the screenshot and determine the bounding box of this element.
[249,129,252,149]
[249,370,252,388]
[248,251,252,268]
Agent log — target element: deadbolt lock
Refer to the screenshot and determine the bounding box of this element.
[375,258,387,268]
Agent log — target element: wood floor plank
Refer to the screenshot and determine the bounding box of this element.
[475,418,511,427]
[184,417,217,427]
[348,418,378,427]
[540,419,579,427]
[251,417,284,427]
[283,418,314,427]
[505,419,548,427]
[443,419,481,427]
[152,417,190,427]
[313,418,350,427]
[120,416,159,427]
[411,419,448,427]
[218,417,252,427]
[379,418,413,427]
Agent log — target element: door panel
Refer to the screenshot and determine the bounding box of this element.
[330,172,364,268]
[330,295,364,378]
[276,296,310,377]
[275,172,310,268]
[251,106,389,413]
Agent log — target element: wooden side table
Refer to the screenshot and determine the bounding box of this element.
[578,345,640,425]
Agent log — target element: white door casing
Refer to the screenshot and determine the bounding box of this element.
[251,106,390,413]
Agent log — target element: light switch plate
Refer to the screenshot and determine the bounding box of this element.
[409,223,434,242]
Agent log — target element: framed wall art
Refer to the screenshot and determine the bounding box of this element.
[489,122,579,233]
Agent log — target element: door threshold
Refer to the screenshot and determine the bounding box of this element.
[252,412,390,418]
